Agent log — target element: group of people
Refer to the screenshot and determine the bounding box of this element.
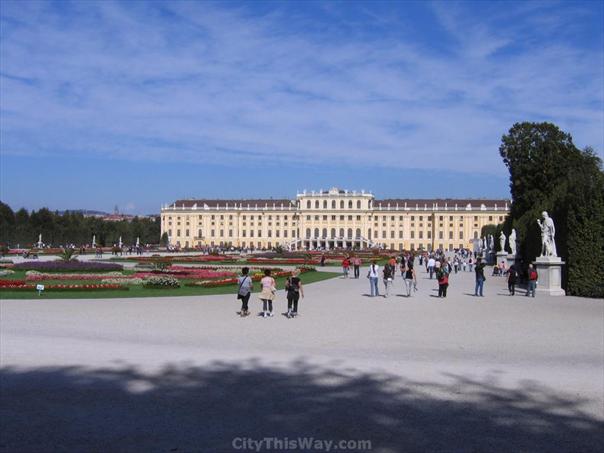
[340,255,363,278]
[366,255,418,298]
[364,252,539,299]
[236,268,304,319]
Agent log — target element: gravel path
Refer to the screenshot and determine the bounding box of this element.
[1,265,603,452]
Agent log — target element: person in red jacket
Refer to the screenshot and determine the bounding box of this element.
[341,256,351,278]
[526,264,538,297]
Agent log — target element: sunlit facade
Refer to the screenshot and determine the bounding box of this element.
[161,188,509,251]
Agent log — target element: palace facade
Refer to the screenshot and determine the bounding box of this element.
[160,188,509,251]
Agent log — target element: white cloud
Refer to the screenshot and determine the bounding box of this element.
[0,0,602,175]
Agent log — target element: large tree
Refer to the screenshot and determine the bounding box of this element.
[499,122,604,297]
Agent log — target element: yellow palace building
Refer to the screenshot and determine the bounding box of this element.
[160,188,509,251]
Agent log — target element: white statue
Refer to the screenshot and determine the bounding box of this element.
[488,234,495,252]
[537,211,557,257]
[37,234,43,248]
[118,236,123,248]
[499,231,506,252]
[509,229,517,255]
[482,237,487,251]
[92,235,96,247]
[136,237,140,247]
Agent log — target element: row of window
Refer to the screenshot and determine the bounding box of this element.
[305,199,367,210]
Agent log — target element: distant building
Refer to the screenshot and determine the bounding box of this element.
[160,188,509,251]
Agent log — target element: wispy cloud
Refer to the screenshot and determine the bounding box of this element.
[1,0,602,175]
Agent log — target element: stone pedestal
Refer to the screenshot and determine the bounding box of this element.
[506,253,518,268]
[496,251,507,268]
[534,256,566,296]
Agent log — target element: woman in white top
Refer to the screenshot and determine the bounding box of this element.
[259,269,277,318]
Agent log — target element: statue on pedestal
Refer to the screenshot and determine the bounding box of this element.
[509,229,517,255]
[537,211,557,257]
[488,234,495,252]
[499,231,506,252]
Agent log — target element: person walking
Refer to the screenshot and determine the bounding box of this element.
[285,269,304,318]
[388,257,397,282]
[383,262,394,297]
[474,257,486,297]
[367,260,380,297]
[352,255,362,279]
[507,263,518,296]
[342,256,351,278]
[236,267,254,317]
[427,256,436,279]
[404,264,417,297]
[259,269,277,317]
[526,264,538,297]
[437,265,449,298]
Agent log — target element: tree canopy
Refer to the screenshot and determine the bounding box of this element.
[499,122,604,297]
[0,203,160,248]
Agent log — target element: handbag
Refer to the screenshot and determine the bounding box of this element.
[236,276,249,299]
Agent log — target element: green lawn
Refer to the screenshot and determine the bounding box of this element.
[0,270,339,299]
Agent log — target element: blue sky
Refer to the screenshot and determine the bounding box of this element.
[1,0,602,214]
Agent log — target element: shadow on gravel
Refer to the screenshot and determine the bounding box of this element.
[1,360,602,452]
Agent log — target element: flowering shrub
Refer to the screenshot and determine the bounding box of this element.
[143,275,181,289]
[14,261,123,272]
[0,269,15,277]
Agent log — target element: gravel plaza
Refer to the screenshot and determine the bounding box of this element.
[1,264,602,452]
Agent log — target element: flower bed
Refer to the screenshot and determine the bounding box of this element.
[247,258,319,265]
[0,269,15,277]
[185,267,315,288]
[25,271,126,281]
[0,282,127,291]
[14,260,123,272]
[142,275,180,289]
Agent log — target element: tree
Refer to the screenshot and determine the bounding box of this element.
[499,122,604,297]
[0,201,15,245]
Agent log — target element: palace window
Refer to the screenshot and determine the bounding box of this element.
[348,215,353,221]
[307,201,311,209]
[348,201,353,209]
[185,229,189,236]
[340,200,344,209]
[323,200,327,209]
[459,231,463,239]
[315,200,320,209]
[210,230,214,237]
[332,200,336,209]
[357,200,361,209]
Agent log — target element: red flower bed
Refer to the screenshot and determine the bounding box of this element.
[247,258,319,265]
[0,279,27,287]
[185,267,315,288]
[0,283,127,291]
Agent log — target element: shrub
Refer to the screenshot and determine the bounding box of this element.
[143,275,180,289]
